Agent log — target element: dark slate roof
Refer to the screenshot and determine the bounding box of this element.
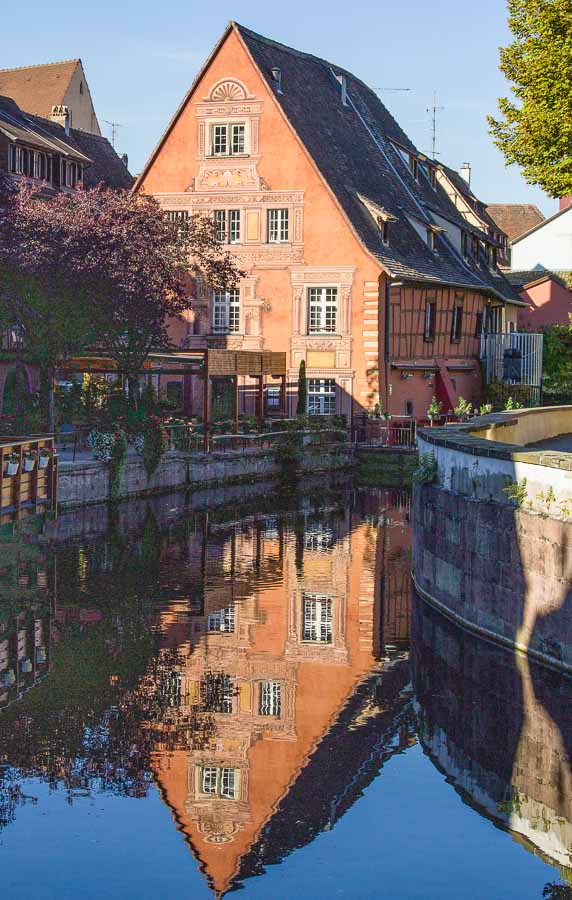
[235,23,521,304]
[0,95,133,190]
[506,268,570,290]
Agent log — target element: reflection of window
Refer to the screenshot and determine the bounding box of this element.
[259,681,281,717]
[308,287,337,333]
[214,209,240,244]
[201,766,238,799]
[308,379,336,415]
[201,673,234,713]
[303,593,333,643]
[268,209,289,242]
[207,606,235,633]
[304,526,334,551]
[211,122,246,156]
[213,290,240,333]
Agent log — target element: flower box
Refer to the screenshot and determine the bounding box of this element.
[5,461,19,477]
[23,458,36,473]
[39,454,50,469]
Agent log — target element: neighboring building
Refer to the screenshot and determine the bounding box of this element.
[511,200,572,273]
[507,270,572,330]
[0,59,101,135]
[135,22,526,420]
[0,94,133,414]
[487,203,545,266]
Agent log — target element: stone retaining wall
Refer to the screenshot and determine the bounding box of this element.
[58,445,353,508]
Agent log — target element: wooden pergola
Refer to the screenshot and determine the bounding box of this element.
[62,348,288,450]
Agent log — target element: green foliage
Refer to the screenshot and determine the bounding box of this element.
[479,403,493,416]
[505,396,524,410]
[454,396,473,420]
[109,429,128,502]
[142,417,168,478]
[413,453,438,484]
[503,476,528,506]
[542,318,572,402]
[296,360,307,416]
[488,0,572,197]
[427,396,443,421]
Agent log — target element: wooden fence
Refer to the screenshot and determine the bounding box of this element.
[0,437,58,521]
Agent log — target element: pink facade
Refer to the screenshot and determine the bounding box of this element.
[518,277,572,330]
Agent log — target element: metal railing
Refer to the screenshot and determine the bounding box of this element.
[351,419,417,449]
[481,331,543,388]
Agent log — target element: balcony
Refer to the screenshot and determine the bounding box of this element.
[481,331,543,397]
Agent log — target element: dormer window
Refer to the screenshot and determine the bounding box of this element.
[461,231,470,260]
[378,216,390,245]
[429,166,437,190]
[60,160,83,188]
[410,156,420,182]
[210,122,246,156]
[427,228,437,252]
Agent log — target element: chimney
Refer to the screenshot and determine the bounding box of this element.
[560,195,572,211]
[121,153,129,169]
[460,162,471,186]
[271,67,283,94]
[51,104,70,135]
[336,73,348,107]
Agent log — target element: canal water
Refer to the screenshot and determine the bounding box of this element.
[0,483,570,899]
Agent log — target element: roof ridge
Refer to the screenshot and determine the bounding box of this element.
[0,59,79,74]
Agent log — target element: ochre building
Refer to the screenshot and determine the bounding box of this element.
[136,22,523,421]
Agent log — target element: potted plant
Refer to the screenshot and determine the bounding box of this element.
[427,396,443,427]
[23,450,36,472]
[4,452,19,476]
[38,448,52,469]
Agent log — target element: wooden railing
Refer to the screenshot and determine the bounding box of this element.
[0,437,58,520]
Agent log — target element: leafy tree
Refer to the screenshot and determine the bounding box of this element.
[488,0,572,197]
[0,182,241,429]
[296,360,307,416]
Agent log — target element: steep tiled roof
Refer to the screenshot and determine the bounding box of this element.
[486,204,545,242]
[0,60,79,121]
[438,162,502,234]
[0,95,133,190]
[507,269,571,290]
[235,24,520,303]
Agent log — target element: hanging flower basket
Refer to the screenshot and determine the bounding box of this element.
[4,455,19,477]
[39,450,51,469]
[23,456,36,473]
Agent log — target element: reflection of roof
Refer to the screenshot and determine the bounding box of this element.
[235,657,413,888]
[487,204,545,242]
[0,59,79,121]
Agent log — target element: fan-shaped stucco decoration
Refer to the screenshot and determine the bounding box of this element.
[209,80,248,102]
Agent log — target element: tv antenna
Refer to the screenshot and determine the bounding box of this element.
[426,92,444,158]
[375,87,411,93]
[103,119,123,149]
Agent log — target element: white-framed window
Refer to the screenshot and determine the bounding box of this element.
[267,209,289,242]
[201,766,238,799]
[451,300,464,343]
[60,159,83,188]
[410,156,420,182]
[304,525,334,551]
[378,217,390,245]
[165,210,189,237]
[308,287,338,334]
[302,593,333,643]
[259,681,281,717]
[213,289,240,334]
[214,209,240,244]
[210,122,246,156]
[461,231,470,260]
[308,378,336,415]
[201,673,234,713]
[265,385,281,410]
[207,606,235,633]
[426,229,437,252]
[9,146,52,183]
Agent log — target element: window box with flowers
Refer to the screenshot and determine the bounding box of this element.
[4,452,19,476]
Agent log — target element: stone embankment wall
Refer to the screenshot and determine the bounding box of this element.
[58,445,353,509]
[413,410,572,673]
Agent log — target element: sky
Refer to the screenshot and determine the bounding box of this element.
[2,0,556,216]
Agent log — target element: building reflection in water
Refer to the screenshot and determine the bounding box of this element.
[413,595,572,887]
[147,488,415,895]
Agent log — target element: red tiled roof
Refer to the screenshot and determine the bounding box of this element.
[486,204,545,242]
[0,60,79,120]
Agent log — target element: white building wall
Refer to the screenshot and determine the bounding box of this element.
[511,206,572,271]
